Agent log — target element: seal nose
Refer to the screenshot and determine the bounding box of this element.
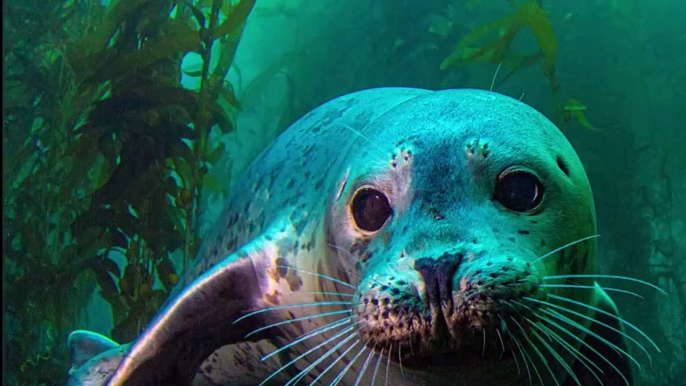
[414,254,462,308]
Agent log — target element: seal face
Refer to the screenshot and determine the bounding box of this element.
[323,90,598,379]
[68,88,644,386]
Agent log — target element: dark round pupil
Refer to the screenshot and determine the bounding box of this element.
[495,171,543,212]
[351,189,392,232]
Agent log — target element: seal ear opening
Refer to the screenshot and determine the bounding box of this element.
[567,283,633,386]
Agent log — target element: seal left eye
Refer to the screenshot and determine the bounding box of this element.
[495,169,544,212]
[351,188,392,232]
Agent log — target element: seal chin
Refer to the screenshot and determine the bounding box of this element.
[353,253,545,367]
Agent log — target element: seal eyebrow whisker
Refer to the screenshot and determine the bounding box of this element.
[548,294,662,353]
[534,319,606,385]
[531,234,600,265]
[542,274,666,295]
[333,122,389,164]
[540,284,644,299]
[511,317,559,386]
[276,265,357,290]
[524,297,653,365]
[535,312,631,386]
[243,310,353,338]
[261,319,360,362]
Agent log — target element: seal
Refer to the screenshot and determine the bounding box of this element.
[68,88,654,386]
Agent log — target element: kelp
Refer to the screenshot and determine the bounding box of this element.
[561,98,599,131]
[3,0,255,384]
[440,0,598,132]
[441,0,559,93]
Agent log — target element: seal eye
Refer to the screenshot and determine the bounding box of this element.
[351,188,392,232]
[495,170,544,212]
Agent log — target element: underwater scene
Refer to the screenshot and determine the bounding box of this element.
[3,0,685,385]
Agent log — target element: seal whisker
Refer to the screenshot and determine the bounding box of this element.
[398,342,404,378]
[539,284,644,299]
[332,122,390,165]
[490,61,503,91]
[259,326,357,386]
[496,328,506,359]
[542,275,667,295]
[510,346,522,375]
[526,317,581,386]
[309,291,356,298]
[385,344,392,386]
[286,331,359,386]
[534,319,606,386]
[539,308,641,370]
[262,319,359,362]
[233,301,355,324]
[352,344,376,386]
[536,312,630,386]
[308,338,361,385]
[244,310,353,338]
[332,340,370,386]
[482,328,486,357]
[547,294,661,353]
[370,348,384,386]
[524,297,652,365]
[511,317,558,386]
[514,299,604,382]
[531,235,600,265]
[510,332,538,386]
[276,265,358,290]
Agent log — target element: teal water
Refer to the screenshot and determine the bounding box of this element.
[3,1,684,385]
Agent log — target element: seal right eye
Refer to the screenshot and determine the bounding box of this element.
[495,169,544,212]
[351,188,392,232]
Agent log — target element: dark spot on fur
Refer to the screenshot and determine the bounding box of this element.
[518,230,530,235]
[508,237,516,243]
[286,179,295,189]
[275,258,289,277]
[540,239,547,248]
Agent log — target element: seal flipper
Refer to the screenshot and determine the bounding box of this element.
[565,283,633,386]
[68,330,119,375]
[107,218,296,386]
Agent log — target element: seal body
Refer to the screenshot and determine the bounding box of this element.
[68,88,635,386]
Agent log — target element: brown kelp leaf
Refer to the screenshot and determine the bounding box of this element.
[205,142,225,165]
[172,157,192,187]
[517,1,557,66]
[202,174,222,193]
[156,254,178,291]
[211,101,235,134]
[86,19,202,83]
[563,99,598,131]
[67,0,149,71]
[211,0,256,39]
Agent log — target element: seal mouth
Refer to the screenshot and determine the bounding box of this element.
[353,255,544,366]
